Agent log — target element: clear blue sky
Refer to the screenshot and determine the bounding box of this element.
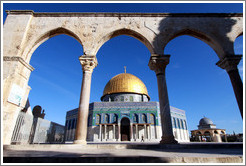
[2,2,244,134]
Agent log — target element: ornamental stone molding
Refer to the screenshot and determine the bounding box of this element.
[3,56,34,72]
[216,55,242,72]
[148,54,170,75]
[79,56,98,73]
[3,10,243,64]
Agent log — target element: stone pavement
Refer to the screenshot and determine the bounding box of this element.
[3,142,243,163]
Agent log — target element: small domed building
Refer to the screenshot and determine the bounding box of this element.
[191,117,227,142]
[65,72,190,143]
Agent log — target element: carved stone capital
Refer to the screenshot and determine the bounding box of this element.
[148,54,170,75]
[216,55,242,72]
[79,55,98,73]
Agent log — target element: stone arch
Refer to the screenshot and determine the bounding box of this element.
[163,28,222,58]
[231,22,243,44]
[204,131,211,135]
[24,27,83,63]
[94,28,154,56]
[120,117,130,141]
[236,31,243,38]
[196,131,202,136]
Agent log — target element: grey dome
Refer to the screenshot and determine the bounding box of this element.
[199,117,213,125]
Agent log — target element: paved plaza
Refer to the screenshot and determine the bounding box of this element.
[3,142,243,163]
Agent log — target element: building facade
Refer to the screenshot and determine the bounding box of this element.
[11,103,65,144]
[65,72,189,143]
[191,117,227,142]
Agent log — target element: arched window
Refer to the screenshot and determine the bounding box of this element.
[204,131,210,136]
[142,114,147,123]
[113,114,118,123]
[183,120,187,130]
[105,114,109,123]
[71,119,75,129]
[68,120,71,130]
[74,119,77,129]
[96,114,101,124]
[173,118,177,128]
[196,131,202,136]
[180,119,184,129]
[150,114,155,124]
[214,130,218,134]
[177,118,181,129]
[110,97,114,102]
[133,114,138,123]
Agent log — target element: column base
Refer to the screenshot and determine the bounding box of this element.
[160,136,178,144]
[73,139,87,145]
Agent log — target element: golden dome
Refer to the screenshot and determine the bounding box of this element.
[102,73,150,99]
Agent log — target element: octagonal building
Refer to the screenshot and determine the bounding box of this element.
[65,72,190,143]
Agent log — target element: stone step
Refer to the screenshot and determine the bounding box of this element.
[3,156,243,163]
[4,142,243,150]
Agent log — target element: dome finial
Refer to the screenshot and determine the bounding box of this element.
[124,66,126,73]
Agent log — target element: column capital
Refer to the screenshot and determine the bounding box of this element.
[79,55,98,72]
[216,55,242,72]
[148,54,170,75]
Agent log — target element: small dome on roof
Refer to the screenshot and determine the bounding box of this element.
[199,117,213,125]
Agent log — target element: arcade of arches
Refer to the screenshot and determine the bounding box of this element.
[191,117,227,142]
[3,11,243,145]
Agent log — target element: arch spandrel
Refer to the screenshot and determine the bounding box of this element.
[161,28,223,57]
[152,14,243,59]
[22,26,84,63]
[90,27,156,56]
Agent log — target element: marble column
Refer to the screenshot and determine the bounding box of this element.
[118,124,121,141]
[74,56,98,145]
[149,124,152,140]
[113,124,116,139]
[130,123,133,141]
[216,55,243,118]
[147,125,150,140]
[99,124,102,141]
[105,125,107,140]
[148,54,177,144]
[144,124,147,140]
[136,124,139,139]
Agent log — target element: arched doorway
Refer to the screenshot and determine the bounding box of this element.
[120,118,130,141]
